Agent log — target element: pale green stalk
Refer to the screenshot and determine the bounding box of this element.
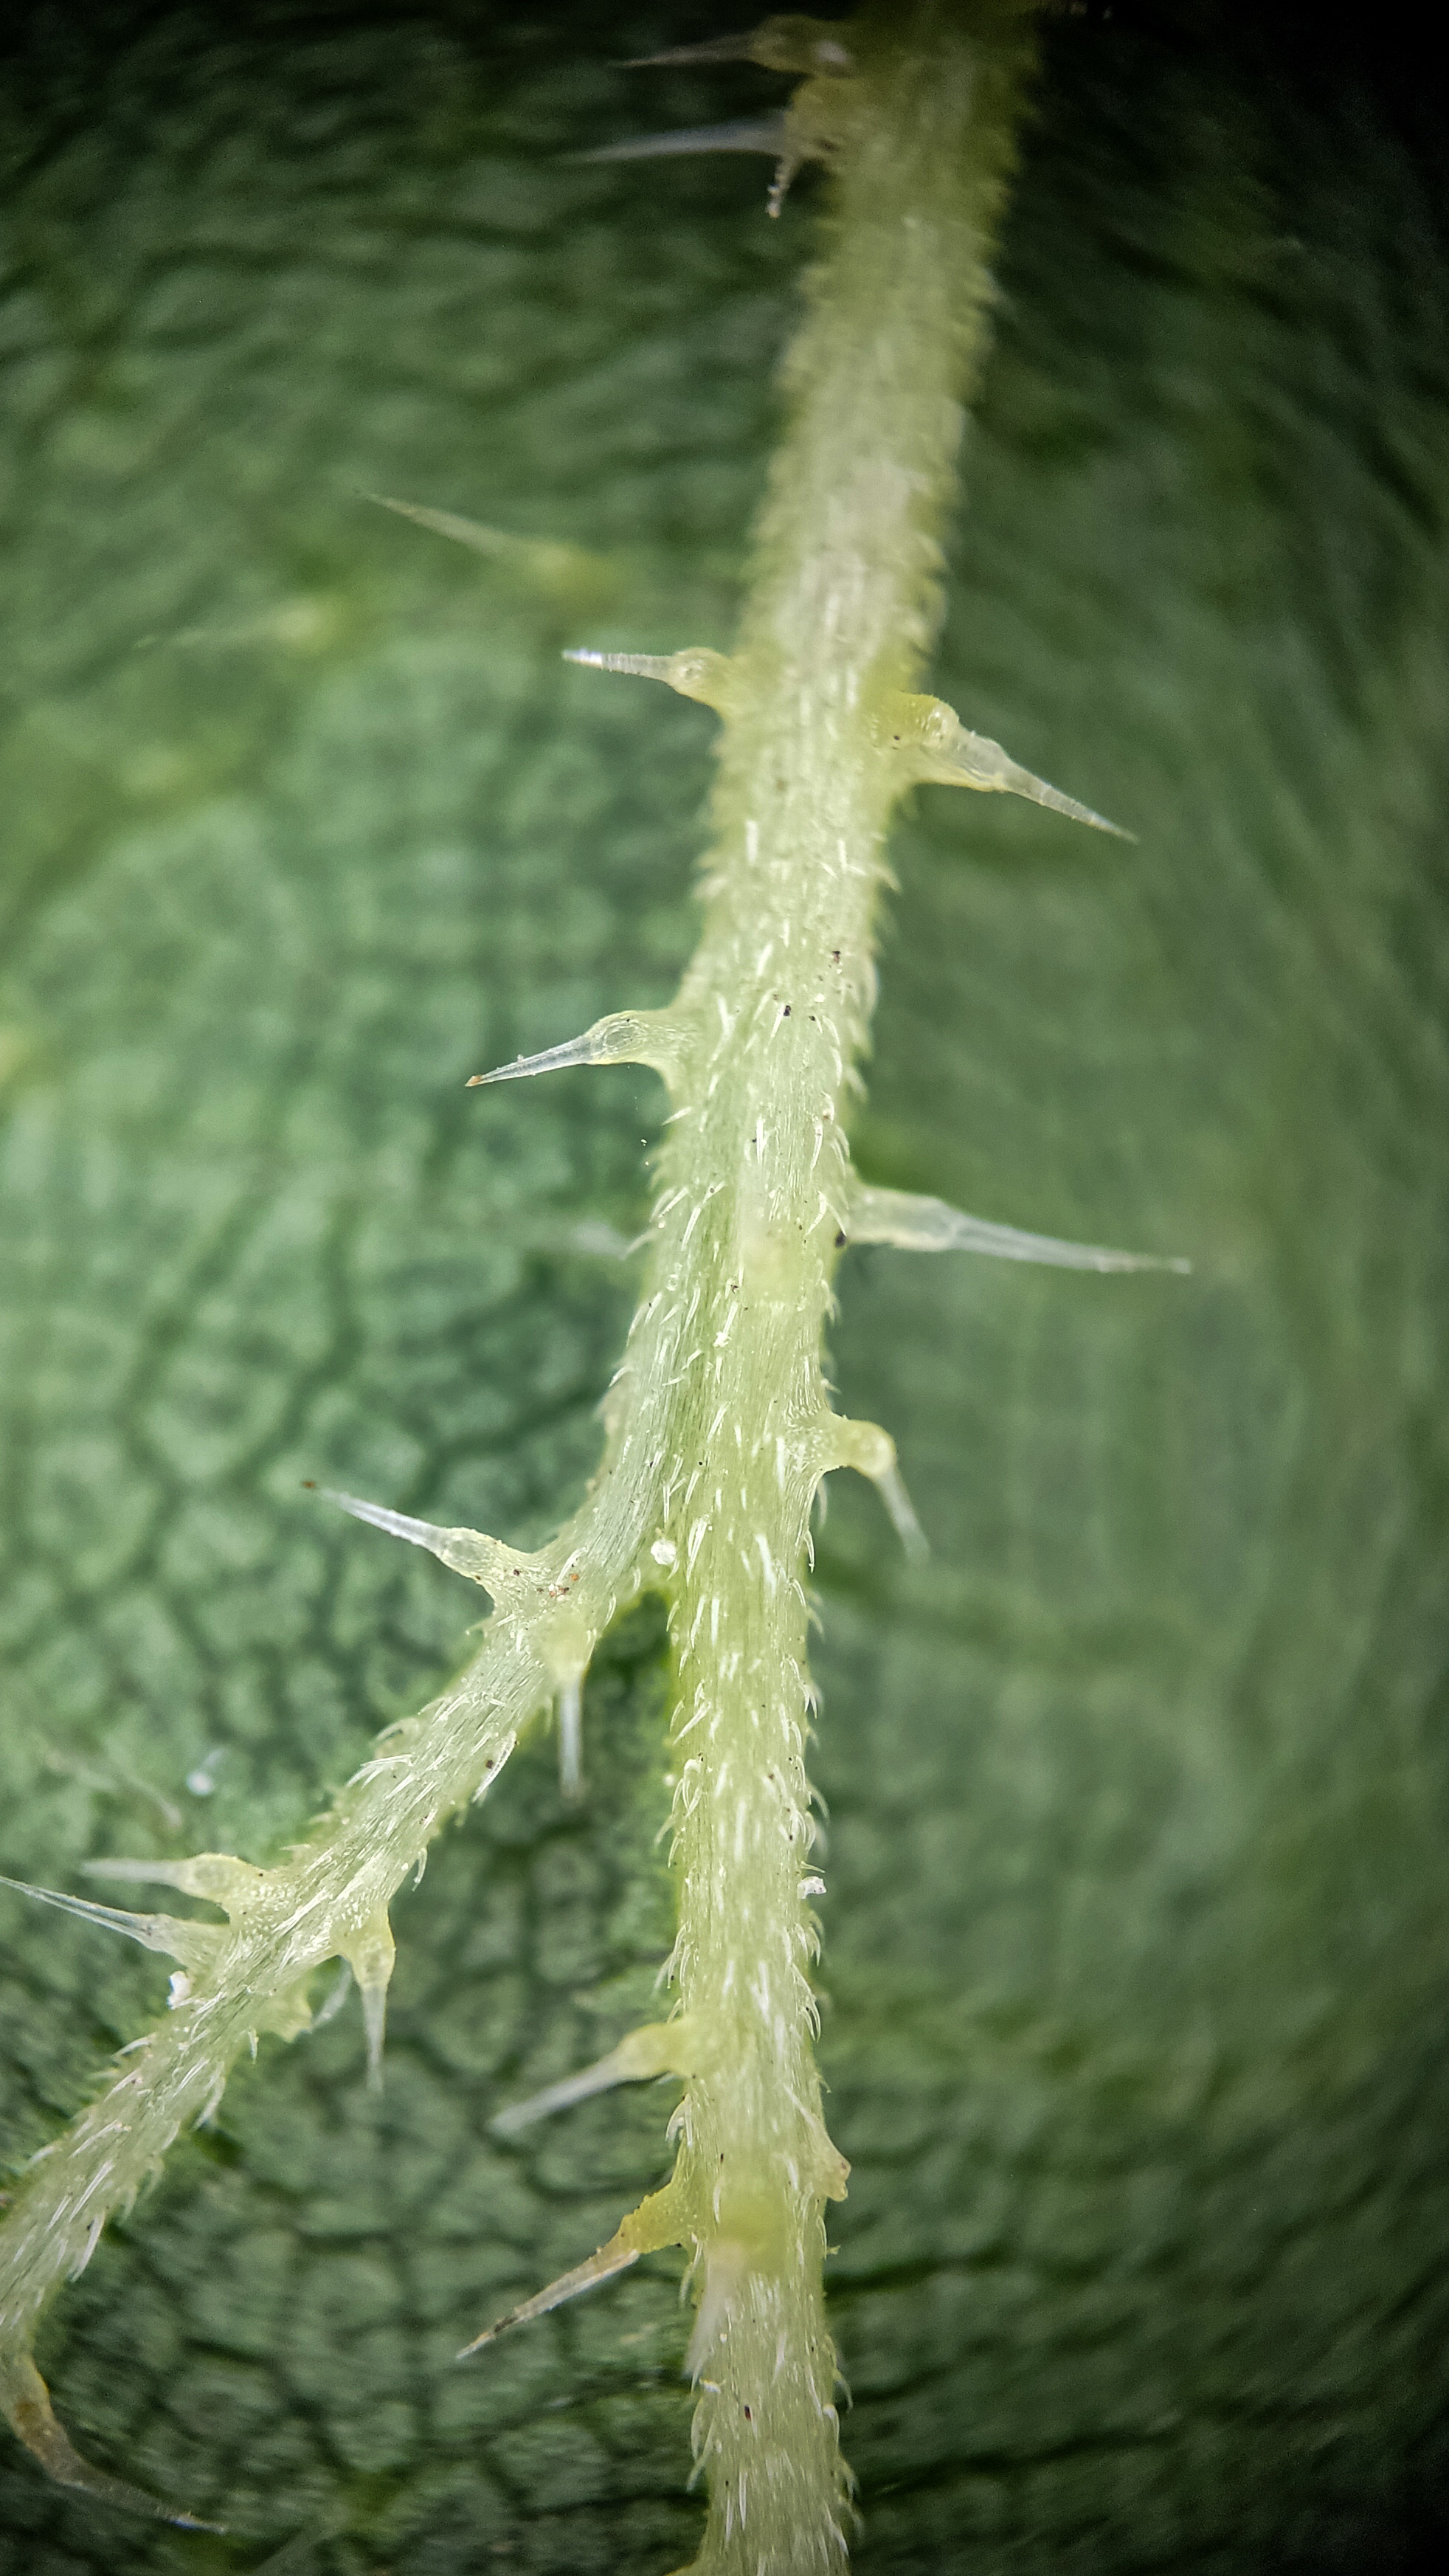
[0,7,1113,2564]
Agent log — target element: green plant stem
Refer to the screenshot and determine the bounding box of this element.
[0,7,1040,2563]
[649,14,1037,2562]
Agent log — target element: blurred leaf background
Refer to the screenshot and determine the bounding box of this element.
[1,2,1448,2568]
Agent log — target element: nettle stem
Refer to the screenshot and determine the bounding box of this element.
[628,18,1039,2561]
[3,7,1155,2564]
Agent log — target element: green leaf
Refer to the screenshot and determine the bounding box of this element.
[2,4,1447,2570]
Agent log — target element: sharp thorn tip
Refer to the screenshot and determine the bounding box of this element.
[573,117,786,169]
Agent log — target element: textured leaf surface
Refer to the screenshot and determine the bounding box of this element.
[2,4,1448,2570]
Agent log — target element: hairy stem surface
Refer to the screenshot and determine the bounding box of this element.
[643,13,1037,2561]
